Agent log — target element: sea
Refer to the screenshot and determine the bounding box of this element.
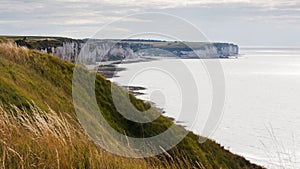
[111,47,300,169]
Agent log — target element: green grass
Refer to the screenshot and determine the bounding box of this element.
[0,42,263,169]
[0,36,83,50]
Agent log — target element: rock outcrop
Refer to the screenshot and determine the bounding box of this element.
[40,41,137,62]
[40,42,82,61]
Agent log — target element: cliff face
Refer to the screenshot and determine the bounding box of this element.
[13,37,239,62]
[40,42,82,61]
[40,41,137,62]
[153,43,239,58]
[215,43,239,58]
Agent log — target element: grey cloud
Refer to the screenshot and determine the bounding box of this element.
[1,0,300,46]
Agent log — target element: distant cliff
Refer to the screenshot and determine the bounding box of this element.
[136,42,239,58]
[12,37,239,62]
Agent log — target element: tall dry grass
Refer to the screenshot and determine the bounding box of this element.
[0,43,29,63]
[0,101,196,169]
[0,102,151,169]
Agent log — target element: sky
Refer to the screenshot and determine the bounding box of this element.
[1,0,300,46]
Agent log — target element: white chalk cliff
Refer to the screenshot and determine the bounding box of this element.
[39,40,239,62]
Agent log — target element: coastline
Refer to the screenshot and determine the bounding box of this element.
[108,56,268,168]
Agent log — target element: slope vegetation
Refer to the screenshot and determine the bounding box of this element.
[0,42,262,169]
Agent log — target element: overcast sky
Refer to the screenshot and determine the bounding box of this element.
[1,0,300,46]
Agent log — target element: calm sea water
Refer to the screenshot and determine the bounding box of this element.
[112,47,300,169]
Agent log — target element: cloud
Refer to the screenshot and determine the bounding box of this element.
[0,0,300,45]
[0,20,22,24]
[244,15,300,24]
[107,26,131,33]
[77,0,300,10]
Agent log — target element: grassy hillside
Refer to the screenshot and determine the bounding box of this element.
[0,36,83,50]
[0,42,262,169]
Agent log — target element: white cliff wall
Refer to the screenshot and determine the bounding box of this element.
[40,41,239,61]
[41,41,138,62]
